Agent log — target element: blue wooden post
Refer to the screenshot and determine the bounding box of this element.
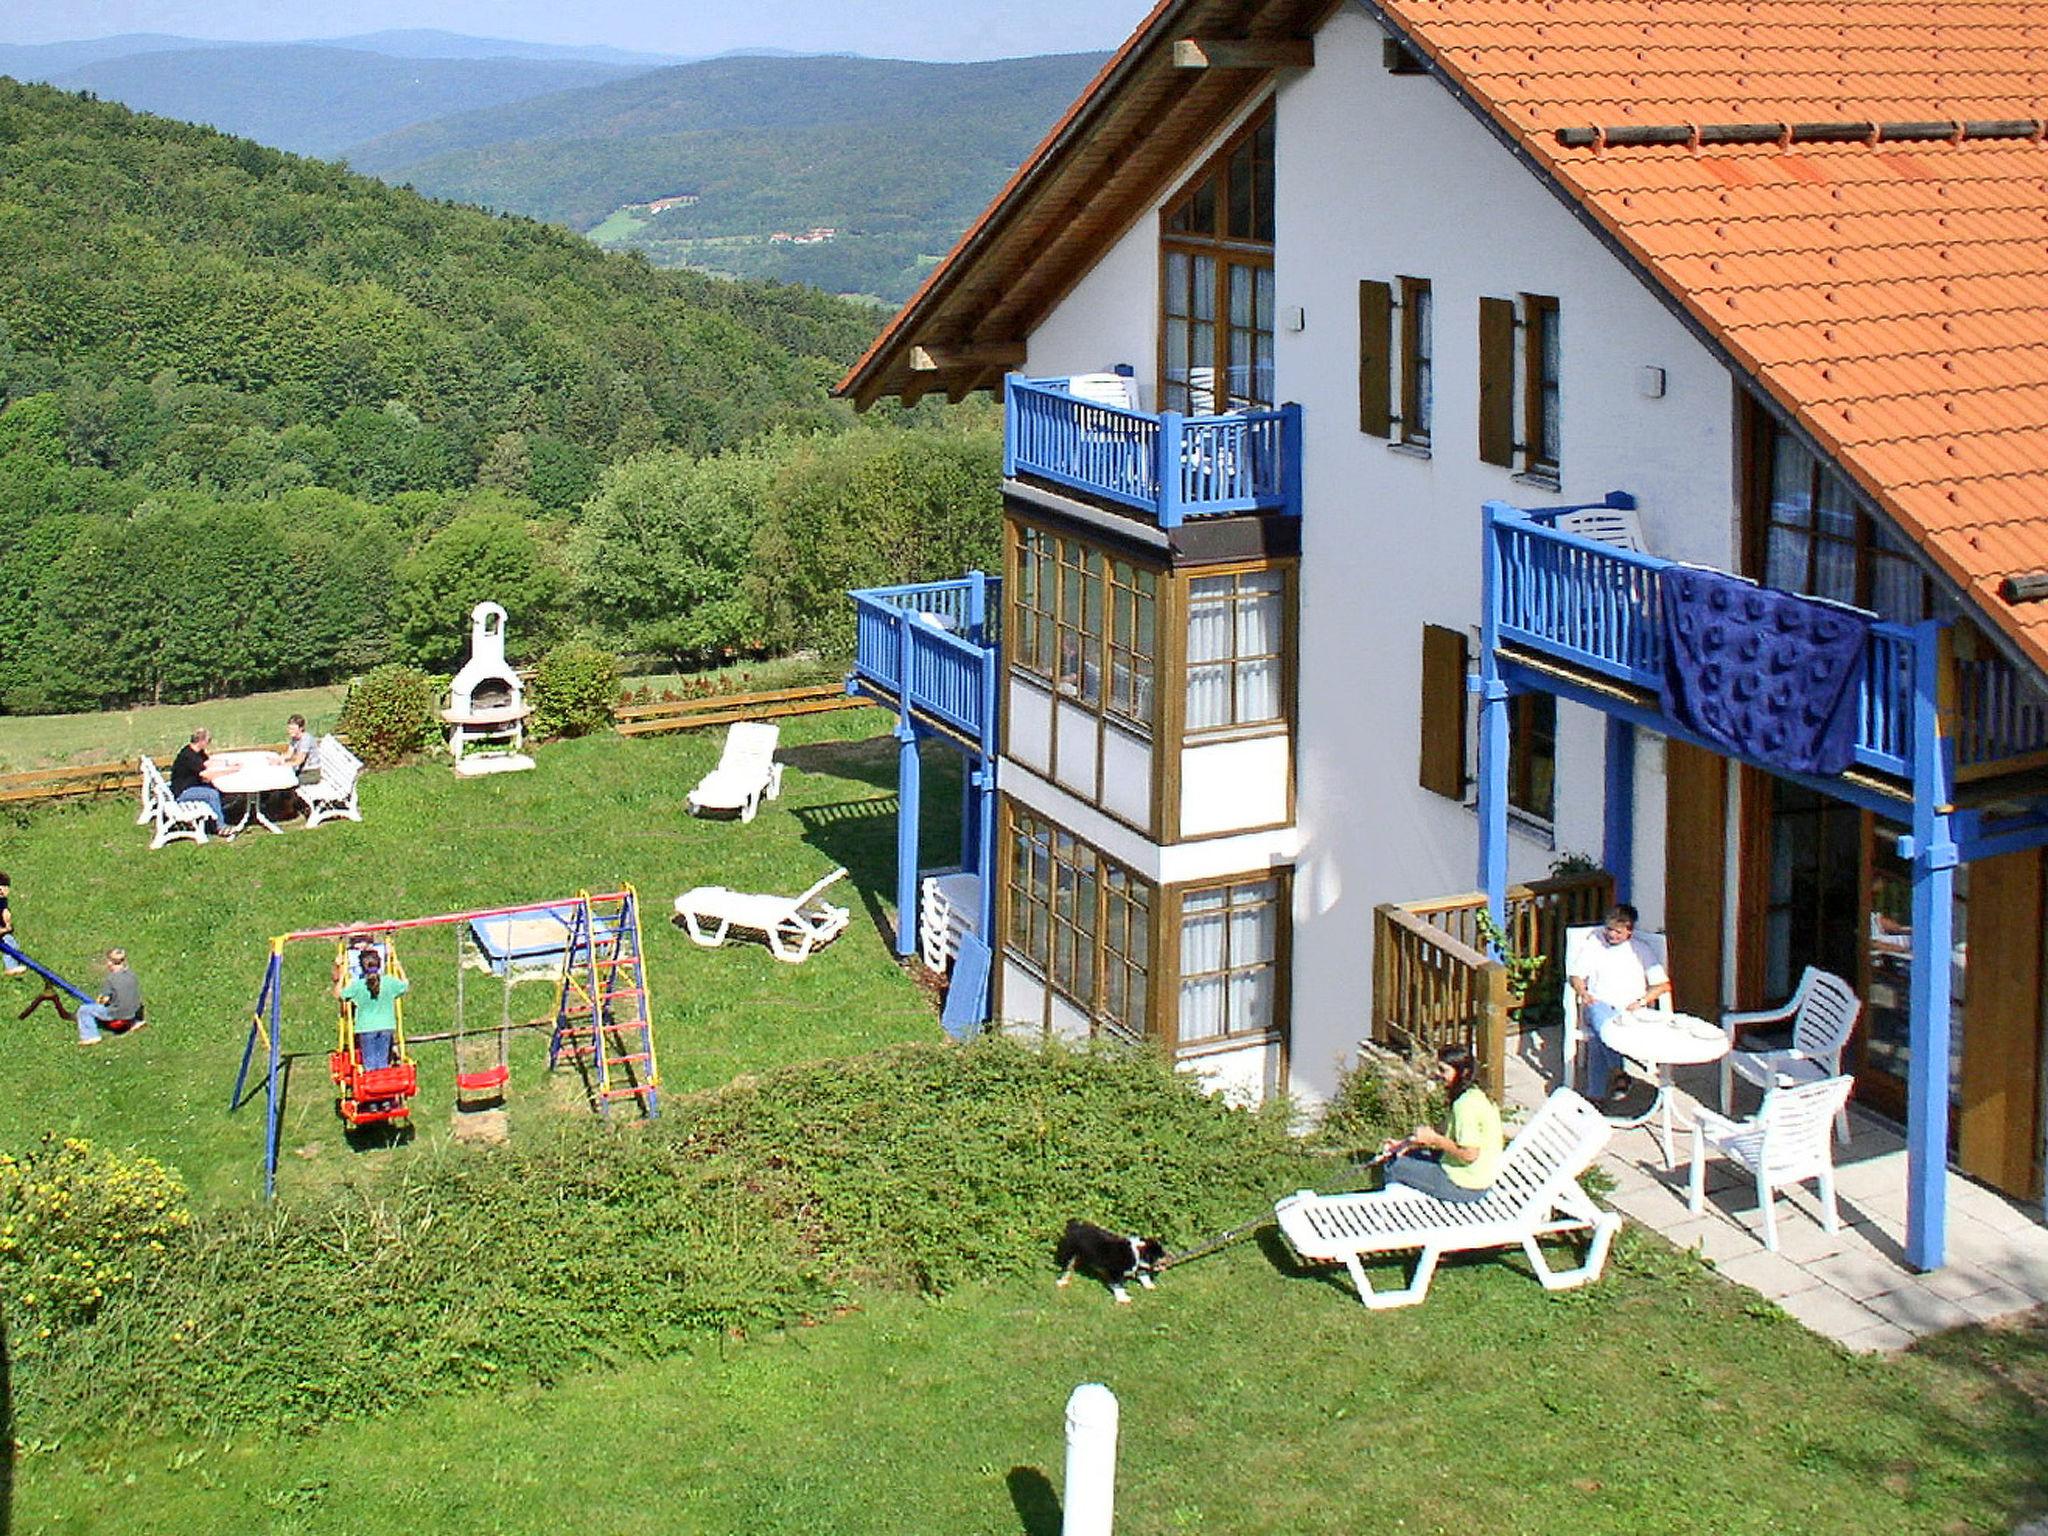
[1156,410,1185,529]
[1905,620,1957,1270]
[1279,401,1304,518]
[1003,376,1020,479]
[262,946,284,1200]
[975,764,998,941]
[967,568,988,648]
[1477,504,1510,933]
[1603,716,1636,905]
[896,722,923,958]
[960,768,980,872]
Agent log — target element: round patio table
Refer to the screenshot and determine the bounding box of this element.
[208,750,299,835]
[1597,1009,1731,1166]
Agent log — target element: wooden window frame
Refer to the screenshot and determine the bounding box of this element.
[1520,293,1560,482]
[1183,568,1288,739]
[1159,105,1277,415]
[1168,872,1292,1055]
[1398,276,1433,450]
[1000,801,1158,1042]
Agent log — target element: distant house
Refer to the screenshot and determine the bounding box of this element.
[771,227,839,245]
[631,193,698,215]
[838,0,2048,1272]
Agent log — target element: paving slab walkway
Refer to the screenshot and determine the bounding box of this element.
[1505,1029,2048,1352]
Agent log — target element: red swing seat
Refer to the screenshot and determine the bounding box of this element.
[330,1049,418,1127]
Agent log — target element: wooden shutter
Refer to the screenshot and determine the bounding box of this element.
[1418,624,1467,799]
[1478,295,1516,466]
[1358,280,1393,437]
[1663,740,1727,1016]
[1959,849,2044,1197]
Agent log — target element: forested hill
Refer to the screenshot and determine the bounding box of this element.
[0,80,874,465]
[346,51,1109,301]
[0,81,965,716]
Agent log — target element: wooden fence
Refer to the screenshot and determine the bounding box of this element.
[0,739,304,809]
[1370,870,1615,1093]
[614,683,872,737]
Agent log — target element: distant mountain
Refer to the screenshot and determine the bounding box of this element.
[308,29,687,68]
[0,33,243,78]
[44,45,645,159]
[347,51,1108,301]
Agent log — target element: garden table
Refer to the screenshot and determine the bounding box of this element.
[1597,1009,1732,1167]
[208,750,299,836]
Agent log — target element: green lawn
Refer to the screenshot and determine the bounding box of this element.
[3,716,2045,1535]
[0,686,349,772]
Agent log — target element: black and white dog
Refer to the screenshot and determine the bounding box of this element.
[1054,1219,1168,1304]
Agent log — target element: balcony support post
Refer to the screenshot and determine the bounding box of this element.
[1156,410,1185,528]
[1280,402,1304,517]
[895,721,923,959]
[1477,504,1510,937]
[967,568,989,647]
[1905,620,1957,1271]
[1603,716,1635,905]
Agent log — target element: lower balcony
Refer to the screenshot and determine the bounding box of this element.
[1003,373,1302,527]
[847,574,1002,753]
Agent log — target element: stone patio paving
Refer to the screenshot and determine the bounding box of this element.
[1504,1029,2048,1352]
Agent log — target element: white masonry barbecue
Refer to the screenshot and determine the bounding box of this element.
[442,601,535,776]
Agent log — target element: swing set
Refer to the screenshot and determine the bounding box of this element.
[232,888,658,1197]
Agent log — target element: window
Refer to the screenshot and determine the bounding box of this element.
[1399,277,1433,448]
[1178,878,1280,1043]
[1758,419,1935,624]
[1478,293,1559,480]
[1185,570,1285,732]
[1161,109,1275,414]
[1006,807,1153,1036]
[1508,691,1556,824]
[1012,526,1157,730]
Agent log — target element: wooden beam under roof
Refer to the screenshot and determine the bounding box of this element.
[910,341,1027,371]
[1172,36,1314,69]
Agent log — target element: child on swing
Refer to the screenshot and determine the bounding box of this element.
[333,939,409,1071]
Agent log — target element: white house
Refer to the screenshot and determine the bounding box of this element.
[840,0,2048,1270]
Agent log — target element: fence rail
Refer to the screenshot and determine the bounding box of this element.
[614,684,873,737]
[1370,870,1615,1094]
[0,740,308,808]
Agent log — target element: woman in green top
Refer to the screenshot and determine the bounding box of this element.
[333,942,410,1072]
[1380,1044,1504,1203]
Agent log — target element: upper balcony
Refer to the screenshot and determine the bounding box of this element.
[847,573,1002,755]
[1485,498,2048,786]
[1003,374,1303,528]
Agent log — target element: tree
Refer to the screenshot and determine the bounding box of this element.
[394,508,568,668]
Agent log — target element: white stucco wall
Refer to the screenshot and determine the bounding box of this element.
[1011,6,1743,1105]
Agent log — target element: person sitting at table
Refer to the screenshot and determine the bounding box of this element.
[168,727,234,840]
[264,713,317,822]
[1569,903,1671,1104]
[1377,1044,1503,1202]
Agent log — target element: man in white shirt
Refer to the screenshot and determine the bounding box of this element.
[1569,903,1671,1103]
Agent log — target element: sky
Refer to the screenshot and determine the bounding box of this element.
[0,0,1162,61]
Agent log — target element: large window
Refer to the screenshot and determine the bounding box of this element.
[1161,109,1275,414]
[1178,878,1281,1043]
[1186,570,1285,733]
[1007,808,1153,1037]
[1758,420,1934,624]
[1013,526,1157,731]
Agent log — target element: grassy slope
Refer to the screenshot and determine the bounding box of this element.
[18,1245,2048,1533]
[0,713,952,1208]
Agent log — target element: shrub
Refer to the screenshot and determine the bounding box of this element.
[528,641,620,740]
[1311,1043,1446,1158]
[337,662,441,767]
[0,1133,190,1331]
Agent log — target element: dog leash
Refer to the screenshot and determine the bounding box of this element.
[1156,1156,1389,1271]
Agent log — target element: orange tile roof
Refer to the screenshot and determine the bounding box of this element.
[1370,0,2048,675]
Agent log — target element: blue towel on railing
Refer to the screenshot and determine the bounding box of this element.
[1658,567,1870,775]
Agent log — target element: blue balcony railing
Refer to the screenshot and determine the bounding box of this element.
[1485,502,2048,782]
[848,574,1002,752]
[1003,375,1302,527]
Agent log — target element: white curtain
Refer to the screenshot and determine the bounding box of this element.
[1179,889,1228,1041]
[1234,577,1282,722]
[1186,579,1234,730]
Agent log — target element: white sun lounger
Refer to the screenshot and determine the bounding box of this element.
[687,721,785,823]
[1274,1088,1621,1310]
[674,866,850,963]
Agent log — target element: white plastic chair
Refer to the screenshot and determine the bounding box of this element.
[1719,966,1861,1143]
[1063,371,1138,409]
[1561,924,1671,1097]
[687,722,784,823]
[1550,505,1648,552]
[139,756,213,850]
[674,867,850,964]
[297,736,363,828]
[1274,1088,1621,1310]
[1687,1075,1856,1251]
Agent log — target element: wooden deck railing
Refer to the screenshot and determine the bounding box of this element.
[1370,869,1615,1093]
[614,684,874,737]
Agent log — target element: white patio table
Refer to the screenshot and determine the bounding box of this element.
[208,750,299,836]
[1597,1008,1732,1167]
